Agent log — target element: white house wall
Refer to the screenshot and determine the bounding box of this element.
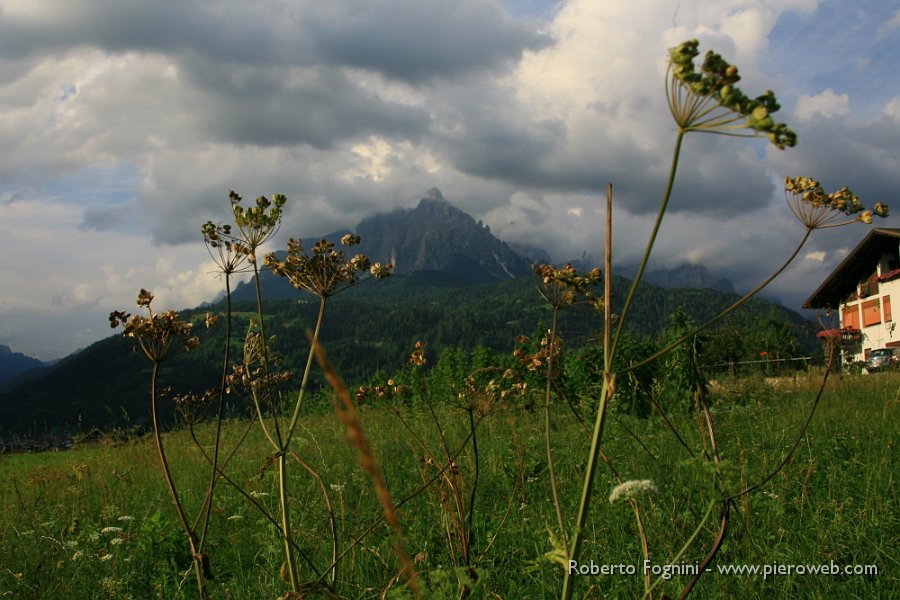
[838,251,900,362]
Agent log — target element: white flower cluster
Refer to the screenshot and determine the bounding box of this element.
[609,479,658,503]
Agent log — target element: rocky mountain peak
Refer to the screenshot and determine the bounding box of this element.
[355,189,531,282]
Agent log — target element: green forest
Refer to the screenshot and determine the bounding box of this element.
[0,271,819,439]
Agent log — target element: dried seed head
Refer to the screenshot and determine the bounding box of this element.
[666,40,796,148]
[785,176,888,230]
[266,235,392,298]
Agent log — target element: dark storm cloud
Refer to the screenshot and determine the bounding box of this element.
[441,115,566,185]
[79,204,126,231]
[764,111,900,289]
[0,0,547,153]
[438,106,777,218]
[0,0,299,64]
[308,0,551,83]
[178,57,431,149]
[0,0,550,83]
[775,113,900,212]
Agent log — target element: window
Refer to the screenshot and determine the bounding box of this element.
[862,299,881,327]
[843,304,860,329]
[885,295,892,322]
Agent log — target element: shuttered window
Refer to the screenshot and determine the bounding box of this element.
[884,295,892,322]
[862,299,881,327]
[843,304,860,329]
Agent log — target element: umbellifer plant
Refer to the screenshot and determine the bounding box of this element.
[557,39,888,600]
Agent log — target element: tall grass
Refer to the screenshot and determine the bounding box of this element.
[2,372,896,598]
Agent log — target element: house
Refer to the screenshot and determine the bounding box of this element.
[804,228,900,363]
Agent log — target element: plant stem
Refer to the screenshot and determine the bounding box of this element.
[604,184,612,374]
[279,452,300,591]
[610,130,685,362]
[284,295,327,448]
[561,373,615,599]
[544,306,568,554]
[250,257,280,449]
[150,361,209,600]
[198,272,232,553]
[465,406,480,565]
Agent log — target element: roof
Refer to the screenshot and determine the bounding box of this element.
[804,228,900,309]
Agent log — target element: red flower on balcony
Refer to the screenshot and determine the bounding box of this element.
[878,268,900,283]
[816,327,860,343]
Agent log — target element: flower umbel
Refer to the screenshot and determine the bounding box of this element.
[785,176,889,230]
[265,235,393,298]
[667,39,796,148]
[229,191,287,257]
[533,263,603,310]
[201,220,251,274]
[109,290,204,363]
[609,479,658,503]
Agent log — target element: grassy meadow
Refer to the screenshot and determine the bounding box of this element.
[2,370,896,599]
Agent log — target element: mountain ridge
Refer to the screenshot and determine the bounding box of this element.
[0,190,815,439]
[0,344,45,389]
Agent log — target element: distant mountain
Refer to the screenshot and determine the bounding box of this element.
[0,345,44,387]
[356,188,532,281]
[618,263,735,293]
[232,188,534,300]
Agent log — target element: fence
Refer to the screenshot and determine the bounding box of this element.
[702,355,828,378]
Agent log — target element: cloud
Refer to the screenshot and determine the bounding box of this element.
[2,0,900,359]
[877,8,900,40]
[79,205,128,231]
[803,251,826,262]
[307,0,552,83]
[794,89,850,121]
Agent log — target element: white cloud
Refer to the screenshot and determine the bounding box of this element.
[804,251,826,262]
[885,97,900,122]
[877,8,900,40]
[793,89,850,121]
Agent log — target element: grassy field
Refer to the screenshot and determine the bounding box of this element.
[1,371,897,599]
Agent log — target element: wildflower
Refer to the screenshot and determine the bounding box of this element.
[109,291,202,363]
[229,191,286,254]
[409,341,427,366]
[609,479,658,503]
[72,551,83,561]
[249,491,270,498]
[100,553,114,561]
[785,176,888,230]
[116,516,134,523]
[533,263,602,310]
[667,39,796,148]
[330,484,345,492]
[340,233,361,246]
[227,514,243,521]
[101,526,123,534]
[265,235,392,299]
[201,219,251,274]
[110,537,124,546]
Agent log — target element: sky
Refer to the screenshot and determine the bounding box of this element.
[1,0,899,360]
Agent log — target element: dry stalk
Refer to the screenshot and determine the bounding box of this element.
[309,333,421,598]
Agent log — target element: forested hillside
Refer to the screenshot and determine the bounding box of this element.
[0,272,817,437]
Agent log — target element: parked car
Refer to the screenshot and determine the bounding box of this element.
[865,348,899,372]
